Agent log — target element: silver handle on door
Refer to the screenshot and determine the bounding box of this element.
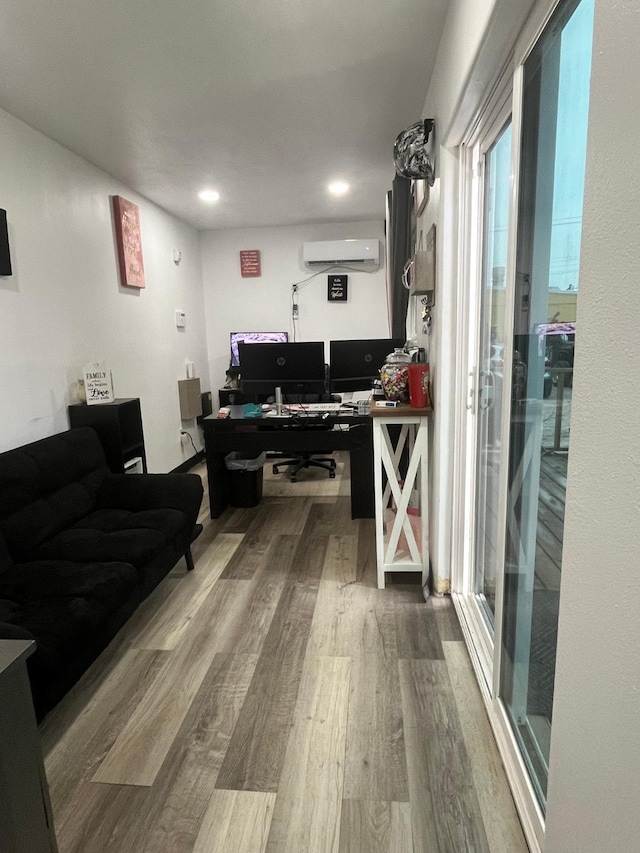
[466,371,475,411]
[479,369,495,410]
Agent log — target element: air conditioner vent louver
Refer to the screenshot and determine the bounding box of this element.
[302,239,380,267]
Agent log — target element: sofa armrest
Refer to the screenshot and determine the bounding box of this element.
[97,473,204,520]
[0,621,36,642]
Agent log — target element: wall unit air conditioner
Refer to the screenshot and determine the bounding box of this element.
[302,239,380,267]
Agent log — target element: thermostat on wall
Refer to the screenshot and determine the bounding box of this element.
[175,309,186,328]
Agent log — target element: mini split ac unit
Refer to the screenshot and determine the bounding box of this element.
[302,239,380,267]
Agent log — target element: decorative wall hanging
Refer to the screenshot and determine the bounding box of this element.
[0,209,12,276]
[112,196,145,288]
[82,361,115,405]
[328,274,348,302]
[239,249,261,277]
[394,119,435,185]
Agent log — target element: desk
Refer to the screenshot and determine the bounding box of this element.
[202,407,374,519]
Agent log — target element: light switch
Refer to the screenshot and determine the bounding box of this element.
[175,310,186,328]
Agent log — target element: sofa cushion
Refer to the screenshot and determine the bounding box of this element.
[0,559,140,717]
[0,428,108,562]
[29,506,187,568]
[0,531,13,575]
[0,559,138,654]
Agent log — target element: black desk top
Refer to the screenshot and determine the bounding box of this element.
[203,406,369,429]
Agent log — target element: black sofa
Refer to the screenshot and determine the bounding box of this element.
[0,427,203,720]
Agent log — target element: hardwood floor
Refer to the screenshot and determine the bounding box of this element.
[40,454,528,853]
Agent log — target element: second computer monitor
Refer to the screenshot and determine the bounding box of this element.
[329,337,405,392]
[239,341,326,397]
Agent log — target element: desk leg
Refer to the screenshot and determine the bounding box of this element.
[349,441,374,519]
[206,451,231,519]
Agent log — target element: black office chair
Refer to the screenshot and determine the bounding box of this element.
[272,451,336,482]
[271,390,338,482]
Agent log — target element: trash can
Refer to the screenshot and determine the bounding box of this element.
[225,451,267,507]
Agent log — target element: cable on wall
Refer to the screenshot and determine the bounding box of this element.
[289,263,379,341]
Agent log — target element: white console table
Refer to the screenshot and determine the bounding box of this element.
[371,405,431,593]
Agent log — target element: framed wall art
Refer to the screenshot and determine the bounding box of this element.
[328,274,348,302]
[112,196,145,288]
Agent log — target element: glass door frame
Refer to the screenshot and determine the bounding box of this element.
[450,3,573,849]
[452,79,516,699]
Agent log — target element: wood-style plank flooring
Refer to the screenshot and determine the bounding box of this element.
[40,454,528,853]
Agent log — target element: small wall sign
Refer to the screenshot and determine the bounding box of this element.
[83,362,115,405]
[328,274,348,302]
[240,249,261,277]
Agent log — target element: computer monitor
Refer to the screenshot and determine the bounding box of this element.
[239,341,326,397]
[329,337,405,392]
[229,331,289,368]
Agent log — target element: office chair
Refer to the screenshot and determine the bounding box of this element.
[272,451,336,482]
[271,387,337,482]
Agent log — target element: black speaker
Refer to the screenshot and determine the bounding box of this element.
[0,209,11,276]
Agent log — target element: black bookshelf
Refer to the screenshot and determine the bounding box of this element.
[68,398,147,473]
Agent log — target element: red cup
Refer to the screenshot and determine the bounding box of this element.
[408,363,430,408]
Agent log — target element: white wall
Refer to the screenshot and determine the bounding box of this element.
[199,222,389,395]
[0,107,210,471]
[544,1,640,849]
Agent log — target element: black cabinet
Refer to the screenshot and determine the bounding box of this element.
[0,641,58,852]
[68,398,147,473]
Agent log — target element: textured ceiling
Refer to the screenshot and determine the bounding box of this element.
[0,0,448,230]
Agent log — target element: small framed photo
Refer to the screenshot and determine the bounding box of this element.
[328,274,348,302]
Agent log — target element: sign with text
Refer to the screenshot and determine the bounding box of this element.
[328,274,348,302]
[239,249,261,278]
[112,196,145,288]
[83,362,115,405]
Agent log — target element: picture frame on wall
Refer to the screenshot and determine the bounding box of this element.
[412,223,436,305]
[112,196,146,288]
[328,274,348,302]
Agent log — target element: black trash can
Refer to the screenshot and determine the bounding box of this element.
[225,451,266,507]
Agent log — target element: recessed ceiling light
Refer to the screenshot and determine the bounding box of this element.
[328,181,349,196]
[198,188,220,203]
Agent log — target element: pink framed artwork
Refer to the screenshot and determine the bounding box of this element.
[112,196,145,288]
[239,249,261,278]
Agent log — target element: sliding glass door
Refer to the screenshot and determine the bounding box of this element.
[456,0,595,837]
[500,0,594,806]
[473,122,512,630]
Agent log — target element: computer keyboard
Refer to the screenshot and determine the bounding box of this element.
[287,402,342,412]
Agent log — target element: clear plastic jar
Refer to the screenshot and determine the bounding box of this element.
[379,347,411,402]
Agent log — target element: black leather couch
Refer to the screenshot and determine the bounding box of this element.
[0,427,203,720]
